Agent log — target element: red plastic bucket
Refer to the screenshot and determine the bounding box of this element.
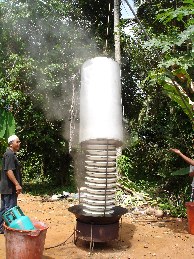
[185,202,194,234]
[3,220,48,259]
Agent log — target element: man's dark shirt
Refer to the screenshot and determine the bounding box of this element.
[0,148,22,194]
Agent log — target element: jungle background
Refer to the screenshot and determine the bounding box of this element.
[0,0,193,217]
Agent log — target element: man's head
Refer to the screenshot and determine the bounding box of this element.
[8,135,21,152]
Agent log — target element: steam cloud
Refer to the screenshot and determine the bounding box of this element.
[4,2,100,150]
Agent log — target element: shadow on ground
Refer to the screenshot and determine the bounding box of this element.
[165,217,189,234]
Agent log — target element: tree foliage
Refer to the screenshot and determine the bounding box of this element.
[143,0,194,126]
[119,0,193,204]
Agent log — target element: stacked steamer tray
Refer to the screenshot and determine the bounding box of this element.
[82,140,118,216]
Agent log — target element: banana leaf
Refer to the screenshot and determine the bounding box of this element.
[163,79,193,125]
[0,108,15,139]
[171,167,190,175]
[0,109,6,138]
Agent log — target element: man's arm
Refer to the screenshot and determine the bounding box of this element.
[189,171,194,177]
[170,148,194,166]
[6,170,22,194]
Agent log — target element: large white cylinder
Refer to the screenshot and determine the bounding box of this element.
[79,57,123,146]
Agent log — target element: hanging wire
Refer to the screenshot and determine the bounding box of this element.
[105,2,111,50]
[45,231,75,249]
[121,0,132,19]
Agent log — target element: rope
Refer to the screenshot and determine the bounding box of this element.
[69,75,76,153]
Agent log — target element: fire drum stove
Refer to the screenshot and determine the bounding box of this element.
[68,57,127,248]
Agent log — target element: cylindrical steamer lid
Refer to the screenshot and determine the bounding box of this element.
[79,57,123,146]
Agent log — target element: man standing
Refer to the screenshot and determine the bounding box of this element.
[170,148,194,201]
[189,165,194,201]
[0,135,22,234]
[170,148,194,166]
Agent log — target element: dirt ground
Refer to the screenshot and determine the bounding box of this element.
[1,193,194,259]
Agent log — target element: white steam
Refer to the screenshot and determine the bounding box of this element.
[5,2,100,149]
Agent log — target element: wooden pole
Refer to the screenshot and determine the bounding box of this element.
[114,0,121,65]
[114,0,122,158]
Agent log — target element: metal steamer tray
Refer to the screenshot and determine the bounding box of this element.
[68,204,128,224]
